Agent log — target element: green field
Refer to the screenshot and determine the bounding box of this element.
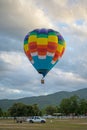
[0,118,87,130]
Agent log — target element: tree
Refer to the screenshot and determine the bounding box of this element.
[45,105,57,115]
[59,98,71,115]
[32,104,42,116]
[25,105,34,116]
[79,99,87,115]
[8,103,27,117]
[59,95,79,115]
[0,108,3,117]
[69,95,79,115]
[8,103,41,117]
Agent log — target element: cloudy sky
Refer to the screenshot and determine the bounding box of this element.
[0,0,87,99]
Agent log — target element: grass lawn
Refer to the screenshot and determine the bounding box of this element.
[0,118,87,130]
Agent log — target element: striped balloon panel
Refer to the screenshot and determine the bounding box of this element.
[24,29,66,76]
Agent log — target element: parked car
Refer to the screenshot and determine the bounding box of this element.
[26,116,46,123]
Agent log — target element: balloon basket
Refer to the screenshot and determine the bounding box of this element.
[41,79,44,84]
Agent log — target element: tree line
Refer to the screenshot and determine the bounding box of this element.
[0,95,87,117]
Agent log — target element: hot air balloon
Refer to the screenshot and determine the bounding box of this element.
[24,28,66,84]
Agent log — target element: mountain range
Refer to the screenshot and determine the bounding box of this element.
[0,88,87,110]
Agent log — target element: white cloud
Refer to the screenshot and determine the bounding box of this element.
[0,0,54,39]
[52,68,86,83]
[0,52,22,66]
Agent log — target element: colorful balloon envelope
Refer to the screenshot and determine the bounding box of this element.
[24,28,66,83]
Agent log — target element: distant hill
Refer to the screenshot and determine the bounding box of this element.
[0,88,87,110]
